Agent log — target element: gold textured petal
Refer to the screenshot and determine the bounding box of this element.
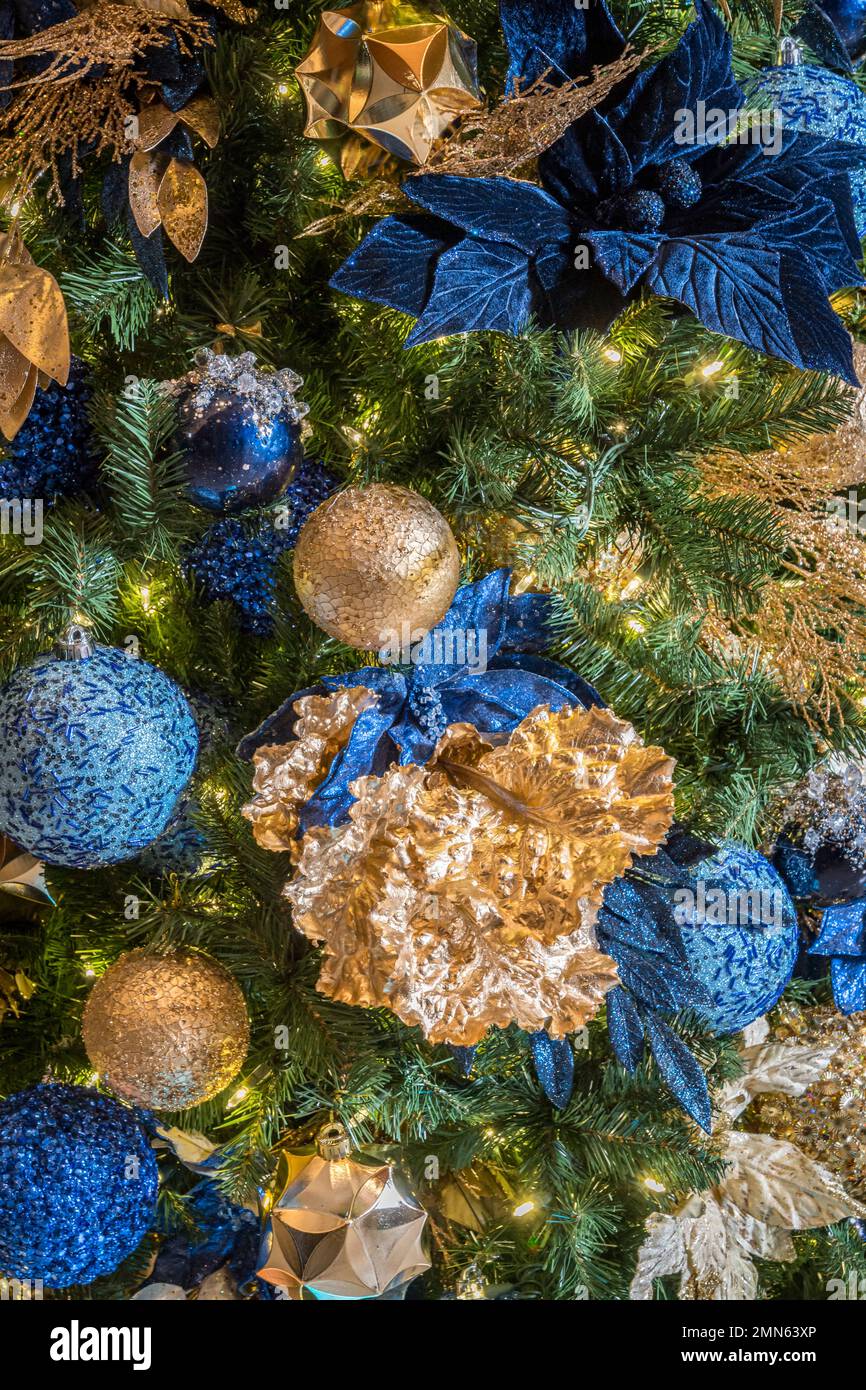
[180,95,220,147]
[287,703,674,1045]
[82,948,249,1110]
[128,150,166,237]
[242,685,379,855]
[0,233,69,389]
[0,334,32,415]
[0,360,38,441]
[136,100,181,152]
[293,483,461,650]
[157,158,208,262]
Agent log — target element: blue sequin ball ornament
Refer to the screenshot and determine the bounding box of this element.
[675,844,799,1034]
[0,627,198,868]
[170,350,309,514]
[0,1084,158,1288]
[184,458,337,633]
[0,358,99,504]
[743,51,866,237]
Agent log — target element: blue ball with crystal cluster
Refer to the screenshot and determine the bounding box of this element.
[0,637,198,868]
[171,351,308,514]
[742,62,866,236]
[675,844,799,1034]
[0,1084,158,1288]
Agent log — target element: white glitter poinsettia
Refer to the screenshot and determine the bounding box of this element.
[630,1018,866,1300]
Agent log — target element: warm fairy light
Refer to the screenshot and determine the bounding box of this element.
[603,346,622,363]
[139,584,152,612]
[701,359,725,378]
[620,575,644,600]
[276,82,290,96]
[643,1176,666,1194]
[227,1085,249,1108]
[90,1072,100,1086]
[84,967,96,978]
[625,616,645,634]
[513,1199,536,1217]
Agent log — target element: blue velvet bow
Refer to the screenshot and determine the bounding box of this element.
[238,568,601,834]
[332,0,866,382]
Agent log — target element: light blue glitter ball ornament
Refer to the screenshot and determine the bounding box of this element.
[675,844,799,1034]
[0,625,198,869]
[742,39,866,237]
[0,1084,158,1288]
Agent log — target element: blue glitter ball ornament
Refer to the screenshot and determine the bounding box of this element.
[675,844,799,1034]
[0,358,99,505]
[0,1084,158,1288]
[0,628,198,868]
[742,58,866,236]
[184,458,337,633]
[170,350,308,514]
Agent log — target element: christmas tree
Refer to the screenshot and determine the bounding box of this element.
[2,0,866,1306]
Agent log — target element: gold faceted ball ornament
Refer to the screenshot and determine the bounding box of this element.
[293,483,461,650]
[82,948,250,1110]
[295,1,482,173]
[257,1121,430,1300]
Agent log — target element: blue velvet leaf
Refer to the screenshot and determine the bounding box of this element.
[539,114,633,211]
[606,987,645,1073]
[830,957,866,1014]
[330,214,454,317]
[644,235,803,369]
[406,238,534,346]
[585,230,662,293]
[643,1013,712,1133]
[778,251,860,383]
[529,1031,574,1108]
[500,0,625,89]
[405,173,573,254]
[700,131,866,204]
[605,0,743,175]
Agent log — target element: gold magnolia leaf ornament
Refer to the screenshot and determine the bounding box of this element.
[128,97,219,262]
[0,233,70,440]
[283,702,676,1045]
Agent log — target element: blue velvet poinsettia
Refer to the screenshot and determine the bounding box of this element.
[332,0,866,382]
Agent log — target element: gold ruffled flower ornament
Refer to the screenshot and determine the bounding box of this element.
[0,233,69,440]
[244,695,676,1045]
[128,96,220,263]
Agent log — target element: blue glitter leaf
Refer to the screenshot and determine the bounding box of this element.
[606,987,645,1073]
[529,1031,574,1109]
[642,1014,712,1134]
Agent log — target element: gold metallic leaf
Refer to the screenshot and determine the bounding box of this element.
[137,95,220,151]
[180,95,220,147]
[243,686,379,855]
[157,158,208,262]
[129,149,166,237]
[287,703,674,1045]
[0,234,69,388]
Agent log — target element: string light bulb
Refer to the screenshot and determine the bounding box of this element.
[701,359,725,378]
[513,1199,536,1218]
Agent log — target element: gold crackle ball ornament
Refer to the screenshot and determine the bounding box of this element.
[293,482,461,650]
[82,948,250,1110]
[295,1,482,174]
[257,1121,430,1300]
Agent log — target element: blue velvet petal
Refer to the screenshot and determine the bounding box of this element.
[644,235,802,370]
[585,231,663,293]
[330,214,455,317]
[534,249,629,333]
[448,1044,477,1077]
[778,251,860,383]
[539,114,633,211]
[643,1013,712,1133]
[605,0,743,175]
[404,173,573,254]
[405,238,534,345]
[529,1031,575,1108]
[500,0,625,89]
[830,957,866,1014]
[606,987,645,1072]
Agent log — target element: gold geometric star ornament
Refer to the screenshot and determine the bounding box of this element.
[295,1,482,172]
[257,1123,430,1300]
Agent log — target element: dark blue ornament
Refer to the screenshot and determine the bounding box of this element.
[656,159,702,209]
[0,358,99,504]
[818,0,866,60]
[170,351,309,515]
[0,637,198,868]
[184,459,338,633]
[175,387,303,514]
[333,0,866,382]
[0,1084,158,1288]
[623,188,666,231]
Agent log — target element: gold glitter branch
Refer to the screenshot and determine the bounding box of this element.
[300,48,646,239]
[0,2,215,198]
